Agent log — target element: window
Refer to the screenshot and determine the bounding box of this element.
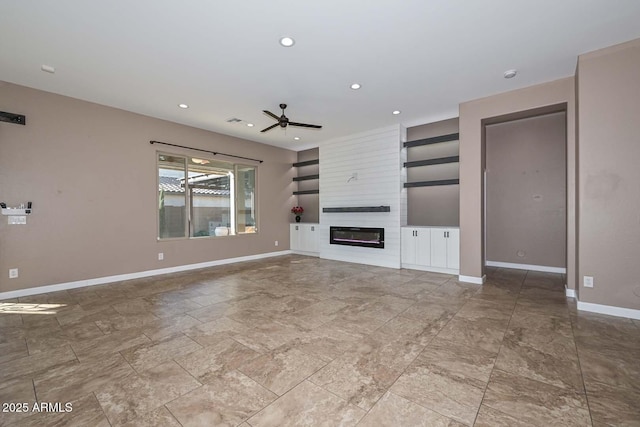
[158,153,257,239]
[158,154,186,239]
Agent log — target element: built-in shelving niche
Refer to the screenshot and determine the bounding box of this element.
[293,148,320,223]
[403,133,459,188]
[292,158,319,193]
[405,119,460,227]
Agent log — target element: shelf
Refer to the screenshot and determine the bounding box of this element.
[404,133,459,148]
[404,156,459,168]
[404,179,459,188]
[293,189,320,195]
[293,174,319,182]
[293,159,319,195]
[2,208,31,215]
[323,206,390,213]
[0,111,26,126]
[292,159,319,167]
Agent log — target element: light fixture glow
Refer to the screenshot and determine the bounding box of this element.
[503,69,517,79]
[191,158,210,165]
[392,110,401,115]
[350,83,361,90]
[178,103,189,109]
[247,123,254,127]
[294,137,300,141]
[279,36,295,47]
[0,302,66,315]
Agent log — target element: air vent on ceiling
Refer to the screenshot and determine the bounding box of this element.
[226,117,242,123]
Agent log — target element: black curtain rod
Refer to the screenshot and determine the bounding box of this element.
[149,140,263,163]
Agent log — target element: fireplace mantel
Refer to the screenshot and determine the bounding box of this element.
[322,206,390,213]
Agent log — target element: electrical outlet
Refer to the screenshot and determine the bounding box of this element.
[275,240,279,247]
[158,252,164,261]
[584,276,594,288]
[9,268,18,279]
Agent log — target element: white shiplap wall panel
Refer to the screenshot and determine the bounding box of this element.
[319,125,404,268]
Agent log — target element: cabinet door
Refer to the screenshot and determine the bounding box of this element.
[401,228,416,264]
[298,224,319,253]
[290,224,301,251]
[430,229,448,268]
[414,228,431,266]
[446,228,460,269]
[299,224,311,252]
[307,224,319,253]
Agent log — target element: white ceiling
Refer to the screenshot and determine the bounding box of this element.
[2,1,640,151]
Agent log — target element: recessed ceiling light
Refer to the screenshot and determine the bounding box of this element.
[504,69,517,79]
[279,36,295,47]
[294,137,300,141]
[247,123,254,127]
[178,103,189,109]
[392,110,401,115]
[350,83,361,90]
[41,64,55,74]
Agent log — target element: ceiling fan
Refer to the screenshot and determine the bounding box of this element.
[261,103,322,133]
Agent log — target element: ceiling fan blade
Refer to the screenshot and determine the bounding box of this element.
[289,122,322,129]
[260,123,279,133]
[263,110,279,121]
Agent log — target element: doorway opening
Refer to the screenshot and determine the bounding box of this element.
[483,105,568,274]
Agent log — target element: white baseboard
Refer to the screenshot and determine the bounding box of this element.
[458,274,486,285]
[401,263,459,276]
[565,285,576,298]
[486,261,566,274]
[291,250,320,257]
[0,250,293,301]
[577,300,640,320]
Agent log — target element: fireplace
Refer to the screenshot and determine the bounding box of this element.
[329,226,385,249]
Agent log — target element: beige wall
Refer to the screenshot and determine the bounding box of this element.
[459,77,576,285]
[576,39,640,309]
[485,112,566,268]
[406,118,460,226]
[0,82,296,294]
[295,148,320,224]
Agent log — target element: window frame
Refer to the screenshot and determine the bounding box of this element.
[156,151,259,240]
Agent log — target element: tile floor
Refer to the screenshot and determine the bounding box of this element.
[1,255,639,426]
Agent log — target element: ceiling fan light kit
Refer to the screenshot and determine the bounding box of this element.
[260,103,322,133]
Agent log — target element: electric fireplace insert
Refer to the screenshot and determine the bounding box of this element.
[329,226,384,249]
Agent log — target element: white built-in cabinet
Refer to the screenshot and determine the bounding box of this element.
[430,228,459,270]
[401,228,431,266]
[290,223,319,255]
[401,226,459,274]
